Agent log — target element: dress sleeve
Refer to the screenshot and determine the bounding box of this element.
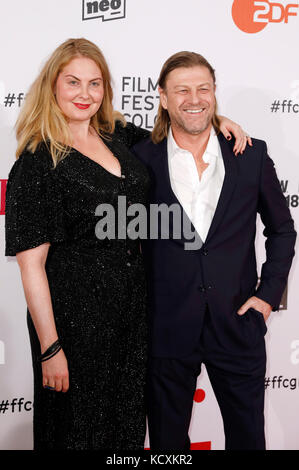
[114,120,150,148]
[5,150,67,256]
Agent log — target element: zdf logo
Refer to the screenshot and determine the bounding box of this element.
[232,0,299,33]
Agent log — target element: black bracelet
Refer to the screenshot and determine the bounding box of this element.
[38,339,62,363]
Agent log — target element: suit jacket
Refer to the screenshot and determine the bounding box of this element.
[131,134,297,358]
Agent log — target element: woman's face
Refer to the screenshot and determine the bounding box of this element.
[55,56,104,125]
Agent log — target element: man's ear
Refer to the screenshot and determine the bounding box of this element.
[158,86,168,110]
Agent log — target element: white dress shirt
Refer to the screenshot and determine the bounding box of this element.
[167,127,225,243]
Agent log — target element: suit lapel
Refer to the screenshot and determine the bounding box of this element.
[205,133,238,244]
[152,139,200,245]
[153,139,179,206]
[152,134,238,247]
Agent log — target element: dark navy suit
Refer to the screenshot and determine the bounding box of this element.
[131,133,296,450]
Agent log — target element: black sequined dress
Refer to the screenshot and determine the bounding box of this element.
[5,122,150,450]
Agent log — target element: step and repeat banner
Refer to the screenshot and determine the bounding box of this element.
[0,0,298,450]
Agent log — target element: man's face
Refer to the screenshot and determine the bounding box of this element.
[159,65,216,136]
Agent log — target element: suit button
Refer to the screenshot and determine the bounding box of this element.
[203,250,208,256]
[127,262,131,267]
[199,285,206,292]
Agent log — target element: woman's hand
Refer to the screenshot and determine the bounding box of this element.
[16,244,69,393]
[218,115,252,155]
[42,348,69,393]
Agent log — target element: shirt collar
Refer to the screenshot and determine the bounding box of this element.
[167,127,184,160]
[168,126,220,161]
[205,128,219,159]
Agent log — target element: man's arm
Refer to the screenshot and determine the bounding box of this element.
[239,142,296,318]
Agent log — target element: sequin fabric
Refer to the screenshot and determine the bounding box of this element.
[5,122,151,450]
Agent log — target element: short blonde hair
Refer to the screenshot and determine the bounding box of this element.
[152,51,220,144]
[16,37,125,166]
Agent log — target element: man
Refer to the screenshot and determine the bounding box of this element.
[131,52,296,450]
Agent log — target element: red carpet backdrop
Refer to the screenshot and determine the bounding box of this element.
[0,0,298,450]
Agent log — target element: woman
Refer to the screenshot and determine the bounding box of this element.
[5,38,249,450]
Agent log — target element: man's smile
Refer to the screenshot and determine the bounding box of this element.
[184,108,205,114]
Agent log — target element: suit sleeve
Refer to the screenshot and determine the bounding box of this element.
[255,142,297,310]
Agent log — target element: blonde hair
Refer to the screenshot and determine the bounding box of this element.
[16,37,125,166]
[152,51,220,144]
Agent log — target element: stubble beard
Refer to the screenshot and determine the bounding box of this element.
[172,104,215,136]
[176,116,212,135]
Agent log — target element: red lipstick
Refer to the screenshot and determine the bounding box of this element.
[73,103,91,110]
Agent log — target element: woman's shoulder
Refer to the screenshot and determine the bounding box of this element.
[113,119,150,148]
[9,144,54,180]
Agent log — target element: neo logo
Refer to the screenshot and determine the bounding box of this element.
[82,0,126,22]
[232,0,299,33]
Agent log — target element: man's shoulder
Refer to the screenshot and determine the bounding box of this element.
[242,137,267,162]
[131,135,167,163]
[132,135,156,151]
[218,134,268,163]
[242,138,268,168]
[247,137,267,152]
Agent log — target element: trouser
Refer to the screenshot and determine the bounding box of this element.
[147,307,267,450]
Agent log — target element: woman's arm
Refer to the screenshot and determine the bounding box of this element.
[218,115,252,155]
[16,243,69,392]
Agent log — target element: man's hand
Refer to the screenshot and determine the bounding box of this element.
[237,296,272,322]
